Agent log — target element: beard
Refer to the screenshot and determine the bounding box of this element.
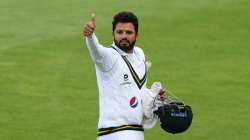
[114,39,136,53]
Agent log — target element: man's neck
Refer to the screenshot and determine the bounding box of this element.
[126,49,134,54]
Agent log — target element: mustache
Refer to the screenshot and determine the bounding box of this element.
[119,39,130,43]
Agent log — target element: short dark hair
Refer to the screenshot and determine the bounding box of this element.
[112,11,139,34]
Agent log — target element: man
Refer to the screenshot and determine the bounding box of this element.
[83,11,164,140]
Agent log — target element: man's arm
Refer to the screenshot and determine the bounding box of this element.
[83,14,117,71]
[142,82,166,129]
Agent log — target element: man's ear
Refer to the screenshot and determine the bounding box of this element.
[136,33,139,40]
[112,32,115,39]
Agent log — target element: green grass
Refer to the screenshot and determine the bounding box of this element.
[1,0,250,139]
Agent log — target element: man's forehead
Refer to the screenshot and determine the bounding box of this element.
[115,22,135,31]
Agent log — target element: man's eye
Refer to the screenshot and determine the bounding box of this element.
[126,31,133,34]
[117,30,123,34]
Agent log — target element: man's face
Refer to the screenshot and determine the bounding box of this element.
[113,22,138,52]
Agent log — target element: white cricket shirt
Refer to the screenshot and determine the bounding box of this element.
[85,34,147,131]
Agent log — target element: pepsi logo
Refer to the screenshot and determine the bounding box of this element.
[130,97,138,108]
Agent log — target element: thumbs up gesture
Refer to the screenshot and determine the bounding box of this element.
[83,13,96,37]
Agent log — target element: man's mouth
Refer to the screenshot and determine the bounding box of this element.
[119,40,130,46]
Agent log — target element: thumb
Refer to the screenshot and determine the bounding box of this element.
[91,13,96,27]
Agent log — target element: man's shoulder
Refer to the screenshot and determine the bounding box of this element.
[134,46,145,59]
[105,46,120,54]
[134,46,144,52]
[106,46,122,61]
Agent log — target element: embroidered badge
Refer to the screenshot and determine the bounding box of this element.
[124,74,128,81]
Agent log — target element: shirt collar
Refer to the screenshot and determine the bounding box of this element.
[112,42,134,56]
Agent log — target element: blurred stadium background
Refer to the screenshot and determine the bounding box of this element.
[1,0,250,139]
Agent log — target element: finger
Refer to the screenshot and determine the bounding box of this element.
[83,31,91,37]
[86,23,95,30]
[91,13,96,27]
[84,24,93,31]
[83,28,88,34]
[84,26,94,33]
[83,26,94,37]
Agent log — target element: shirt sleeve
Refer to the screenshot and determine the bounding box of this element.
[85,33,118,72]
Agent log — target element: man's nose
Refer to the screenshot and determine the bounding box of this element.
[121,32,128,39]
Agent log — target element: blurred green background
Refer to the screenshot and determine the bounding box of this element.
[1,0,250,139]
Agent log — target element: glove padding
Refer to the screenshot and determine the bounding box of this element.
[154,101,193,134]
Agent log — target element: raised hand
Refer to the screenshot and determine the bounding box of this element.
[83,13,96,37]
